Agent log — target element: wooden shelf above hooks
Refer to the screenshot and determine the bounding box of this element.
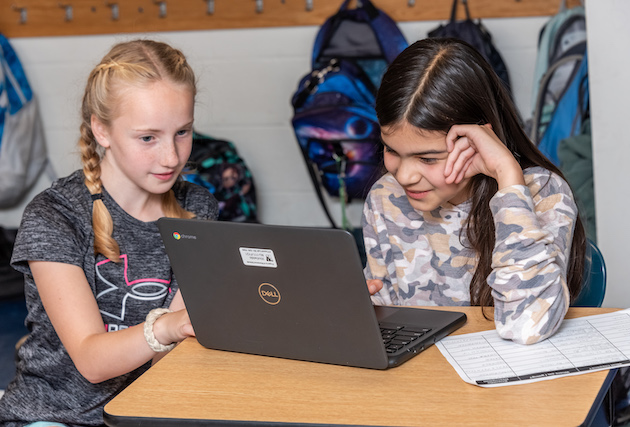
[0,0,583,38]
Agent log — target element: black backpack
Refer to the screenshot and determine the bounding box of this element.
[291,0,408,229]
[428,0,512,98]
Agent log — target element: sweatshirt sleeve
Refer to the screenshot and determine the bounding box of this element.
[362,186,398,306]
[489,170,577,344]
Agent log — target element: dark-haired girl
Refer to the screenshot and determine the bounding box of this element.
[363,38,585,345]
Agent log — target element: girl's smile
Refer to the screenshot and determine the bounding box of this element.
[404,188,431,200]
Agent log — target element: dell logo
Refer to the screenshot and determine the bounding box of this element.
[258,283,281,305]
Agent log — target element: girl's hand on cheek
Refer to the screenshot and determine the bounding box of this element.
[444,124,524,189]
[444,134,477,184]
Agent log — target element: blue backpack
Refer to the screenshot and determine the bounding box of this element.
[530,2,587,162]
[0,33,55,208]
[291,0,407,228]
[537,52,588,165]
[530,3,594,239]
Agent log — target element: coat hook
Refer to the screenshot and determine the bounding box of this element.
[153,1,167,18]
[106,2,119,20]
[306,0,313,11]
[408,0,416,6]
[11,5,27,24]
[58,3,73,21]
[254,0,263,13]
[205,0,214,15]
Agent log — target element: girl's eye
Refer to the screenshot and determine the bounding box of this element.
[141,136,154,143]
[419,157,438,164]
[176,129,189,137]
[383,146,397,155]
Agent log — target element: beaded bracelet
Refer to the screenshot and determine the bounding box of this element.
[143,308,176,352]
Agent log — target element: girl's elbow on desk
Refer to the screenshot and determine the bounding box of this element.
[71,353,132,385]
[497,330,545,345]
[495,319,562,345]
[72,352,119,384]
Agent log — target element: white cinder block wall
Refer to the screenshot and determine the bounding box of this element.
[0,17,547,228]
[1,10,627,308]
[586,0,630,309]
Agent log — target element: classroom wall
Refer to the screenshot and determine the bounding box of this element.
[4,9,627,308]
[585,0,630,308]
[0,16,546,229]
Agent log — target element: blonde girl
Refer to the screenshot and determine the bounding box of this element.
[0,39,217,426]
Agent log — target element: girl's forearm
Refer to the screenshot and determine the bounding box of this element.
[73,323,156,383]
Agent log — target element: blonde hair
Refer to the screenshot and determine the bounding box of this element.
[80,39,196,262]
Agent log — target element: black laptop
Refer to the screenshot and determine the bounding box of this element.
[158,218,466,369]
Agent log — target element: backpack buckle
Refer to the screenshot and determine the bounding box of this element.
[303,59,341,95]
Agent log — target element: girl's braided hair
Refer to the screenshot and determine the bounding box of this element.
[79,40,196,262]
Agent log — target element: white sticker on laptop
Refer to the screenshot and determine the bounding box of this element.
[239,247,278,268]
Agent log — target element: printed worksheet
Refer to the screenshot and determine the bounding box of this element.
[436,308,630,387]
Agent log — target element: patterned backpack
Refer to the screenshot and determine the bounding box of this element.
[291,0,407,228]
[183,131,257,223]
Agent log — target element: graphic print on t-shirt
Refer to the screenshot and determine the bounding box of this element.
[95,254,171,324]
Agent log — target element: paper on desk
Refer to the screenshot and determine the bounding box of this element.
[436,308,630,387]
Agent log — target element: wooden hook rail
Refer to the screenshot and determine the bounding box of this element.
[0,0,582,38]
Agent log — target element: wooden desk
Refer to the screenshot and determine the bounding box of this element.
[104,306,619,427]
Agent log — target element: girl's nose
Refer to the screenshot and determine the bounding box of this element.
[395,159,421,186]
[160,140,179,167]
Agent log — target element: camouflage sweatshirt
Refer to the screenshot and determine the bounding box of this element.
[362,166,578,345]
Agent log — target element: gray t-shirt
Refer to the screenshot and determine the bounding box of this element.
[0,170,218,426]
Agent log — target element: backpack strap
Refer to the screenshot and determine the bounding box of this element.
[537,52,589,165]
[303,151,340,229]
[311,0,407,68]
[448,0,472,23]
[0,34,33,114]
[530,5,585,116]
[369,1,409,63]
[291,59,341,110]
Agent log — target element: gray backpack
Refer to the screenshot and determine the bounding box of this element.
[0,34,55,208]
[529,1,586,145]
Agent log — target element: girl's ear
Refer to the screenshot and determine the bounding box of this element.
[91,115,111,149]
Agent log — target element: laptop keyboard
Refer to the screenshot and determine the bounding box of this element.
[380,325,432,354]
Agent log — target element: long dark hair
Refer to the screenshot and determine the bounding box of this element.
[375,38,585,306]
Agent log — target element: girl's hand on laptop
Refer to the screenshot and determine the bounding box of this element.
[165,290,195,339]
[153,309,196,347]
[367,279,383,295]
[150,309,195,365]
